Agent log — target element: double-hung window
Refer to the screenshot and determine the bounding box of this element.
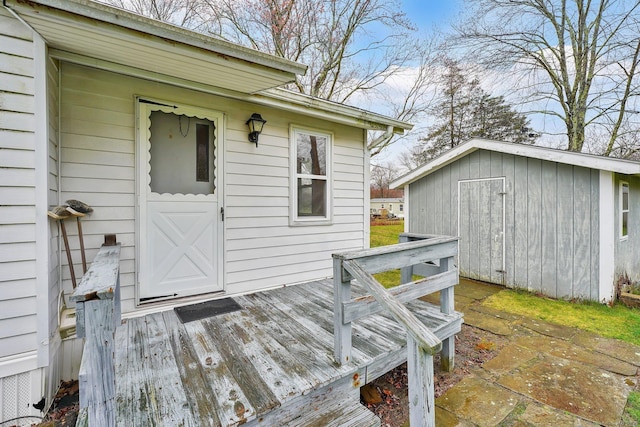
[621,181,629,239]
[291,126,332,224]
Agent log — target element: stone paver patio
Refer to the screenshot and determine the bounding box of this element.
[431,279,640,427]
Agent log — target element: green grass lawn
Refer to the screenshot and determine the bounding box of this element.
[370,222,405,288]
[483,290,640,346]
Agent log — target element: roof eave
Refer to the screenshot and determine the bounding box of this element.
[392,138,640,188]
[264,88,413,133]
[7,0,307,76]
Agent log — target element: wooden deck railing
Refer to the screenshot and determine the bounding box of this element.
[70,235,121,427]
[332,233,459,427]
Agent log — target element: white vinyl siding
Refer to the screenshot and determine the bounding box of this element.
[59,63,366,311]
[0,9,38,360]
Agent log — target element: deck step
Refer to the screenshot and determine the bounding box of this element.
[284,399,380,427]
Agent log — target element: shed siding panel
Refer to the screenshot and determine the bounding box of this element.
[513,155,528,288]
[0,9,38,359]
[526,159,542,293]
[407,148,601,300]
[502,154,516,287]
[541,161,557,296]
[573,167,592,299]
[60,63,366,312]
[556,164,574,298]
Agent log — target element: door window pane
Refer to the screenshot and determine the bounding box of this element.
[149,111,215,195]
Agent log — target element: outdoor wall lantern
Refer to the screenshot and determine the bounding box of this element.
[246,113,267,146]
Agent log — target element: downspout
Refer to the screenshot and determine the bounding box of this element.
[367,125,394,151]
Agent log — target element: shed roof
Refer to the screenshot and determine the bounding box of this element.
[392,138,640,188]
[6,0,411,134]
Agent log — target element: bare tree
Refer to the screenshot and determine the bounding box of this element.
[457,0,640,155]
[105,0,206,28]
[370,162,400,198]
[200,0,441,154]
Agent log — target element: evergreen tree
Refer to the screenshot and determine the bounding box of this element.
[413,60,536,164]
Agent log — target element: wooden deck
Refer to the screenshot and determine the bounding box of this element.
[113,278,462,426]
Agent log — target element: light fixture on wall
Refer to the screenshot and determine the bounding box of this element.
[246,113,267,147]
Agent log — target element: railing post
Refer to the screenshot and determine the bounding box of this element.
[439,256,455,371]
[399,234,413,284]
[407,336,436,427]
[333,256,352,365]
[71,237,121,427]
[81,295,117,426]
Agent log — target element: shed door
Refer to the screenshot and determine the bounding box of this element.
[137,101,224,302]
[458,178,505,284]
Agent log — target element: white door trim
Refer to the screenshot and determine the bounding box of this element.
[135,97,225,305]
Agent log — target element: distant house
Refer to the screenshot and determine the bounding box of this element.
[392,138,640,303]
[370,198,405,219]
[0,0,411,419]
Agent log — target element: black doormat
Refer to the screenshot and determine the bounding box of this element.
[174,298,242,323]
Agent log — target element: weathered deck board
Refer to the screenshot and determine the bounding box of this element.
[183,319,256,425]
[250,286,374,366]
[143,313,197,425]
[113,278,461,426]
[162,310,222,425]
[238,293,341,386]
[286,283,404,355]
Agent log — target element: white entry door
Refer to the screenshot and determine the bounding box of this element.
[137,100,224,302]
[458,178,505,285]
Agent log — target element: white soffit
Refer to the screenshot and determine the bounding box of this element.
[7,0,306,94]
[392,138,640,188]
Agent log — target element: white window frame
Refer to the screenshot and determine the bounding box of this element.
[289,125,333,225]
[620,181,629,239]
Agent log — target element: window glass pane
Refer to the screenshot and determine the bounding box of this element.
[622,211,628,237]
[296,133,326,176]
[149,111,215,195]
[196,123,209,182]
[622,183,629,211]
[297,178,326,216]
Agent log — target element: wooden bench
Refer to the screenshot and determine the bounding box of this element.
[332,233,462,427]
[71,235,121,427]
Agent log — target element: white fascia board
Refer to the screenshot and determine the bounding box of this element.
[8,0,307,77]
[392,138,640,188]
[262,89,413,133]
[391,142,479,188]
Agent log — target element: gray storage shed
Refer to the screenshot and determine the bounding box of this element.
[391,138,640,303]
